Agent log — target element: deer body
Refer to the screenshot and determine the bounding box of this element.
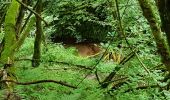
[64,43,101,57]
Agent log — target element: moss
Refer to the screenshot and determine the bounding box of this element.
[0,0,20,64]
[138,0,170,71]
[5,0,20,25]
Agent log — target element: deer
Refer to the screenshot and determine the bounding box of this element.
[64,42,102,57]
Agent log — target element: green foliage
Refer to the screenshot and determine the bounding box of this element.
[45,0,114,42]
[1,0,169,100]
[14,33,165,100]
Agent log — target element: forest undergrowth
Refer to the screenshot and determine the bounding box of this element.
[9,36,168,100]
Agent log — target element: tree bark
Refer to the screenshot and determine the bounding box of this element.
[101,0,170,88]
[15,0,28,39]
[0,1,35,99]
[0,0,20,65]
[138,0,170,71]
[32,0,43,67]
[0,0,21,98]
[156,0,170,47]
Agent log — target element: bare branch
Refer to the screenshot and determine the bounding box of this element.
[15,58,93,70]
[15,0,48,26]
[0,80,77,89]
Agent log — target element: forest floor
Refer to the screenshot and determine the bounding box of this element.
[7,37,165,100]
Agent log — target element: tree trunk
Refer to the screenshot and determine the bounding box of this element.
[0,0,20,98]
[32,0,43,67]
[0,0,35,99]
[138,0,170,71]
[15,0,28,39]
[101,0,170,88]
[156,0,170,47]
[0,0,20,66]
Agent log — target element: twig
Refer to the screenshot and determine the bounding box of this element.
[135,53,150,74]
[46,68,76,70]
[120,48,137,64]
[0,80,77,89]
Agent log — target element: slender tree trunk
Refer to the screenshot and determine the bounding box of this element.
[15,0,28,39]
[32,0,43,67]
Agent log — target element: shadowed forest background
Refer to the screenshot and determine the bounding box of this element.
[0,0,170,100]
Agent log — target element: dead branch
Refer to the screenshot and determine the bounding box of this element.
[124,84,160,93]
[0,80,77,89]
[46,67,82,71]
[15,58,93,70]
[102,76,128,84]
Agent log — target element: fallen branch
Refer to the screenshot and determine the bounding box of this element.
[124,84,160,93]
[102,76,128,84]
[0,80,77,89]
[46,67,82,71]
[15,58,93,70]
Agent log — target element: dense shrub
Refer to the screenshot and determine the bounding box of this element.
[45,0,114,43]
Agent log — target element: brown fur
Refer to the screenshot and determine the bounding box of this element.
[64,43,101,57]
